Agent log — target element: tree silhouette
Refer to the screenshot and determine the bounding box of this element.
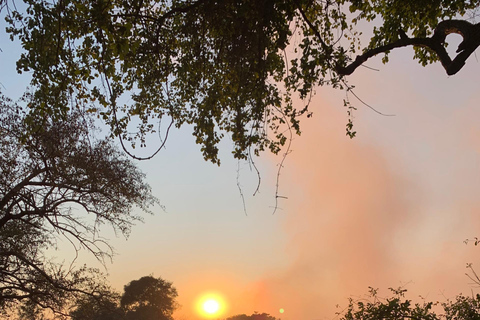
[0,96,156,317]
[339,286,480,320]
[226,312,280,320]
[71,275,178,320]
[121,276,178,320]
[70,294,122,320]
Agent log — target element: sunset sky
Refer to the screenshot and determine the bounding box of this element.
[2,19,480,320]
[105,38,480,319]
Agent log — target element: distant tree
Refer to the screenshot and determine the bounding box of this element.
[0,95,157,317]
[339,286,480,320]
[121,276,178,320]
[226,312,280,320]
[71,275,178,320]
[2,1,479,161]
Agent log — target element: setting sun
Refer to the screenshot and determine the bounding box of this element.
[203,299,220,314]
[196,292,226,318]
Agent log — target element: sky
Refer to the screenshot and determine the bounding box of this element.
[104,39,480,320]
[2,13,480,320]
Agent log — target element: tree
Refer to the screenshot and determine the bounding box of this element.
[70,294,122,320]
[71,275,178,320]
[121,276,178,320]
[0,95,157,317]
[226,312,280,320]
[3,0,479,162]
[338,286,480,320]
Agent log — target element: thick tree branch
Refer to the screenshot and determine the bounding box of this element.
[336,20,480,76]
[0,168,47,211]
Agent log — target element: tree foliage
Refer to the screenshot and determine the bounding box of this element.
[67,294,121,320]
[71,275,178,320]
[226,312,280,320]
[121,276,178,320]
[2,0,479,162]
[339,286,480,320]
[0,95,156,317]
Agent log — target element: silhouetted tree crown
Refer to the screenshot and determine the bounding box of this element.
[226,312,280,320]
[3,0,479,161]
[339,286,480,320]
[121,276,178,320]
[70,294,121,320]
[72,275,178,320]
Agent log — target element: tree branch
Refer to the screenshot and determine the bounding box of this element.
[292,0,331,54]
[336,20,480,76]
[0,168,48,211]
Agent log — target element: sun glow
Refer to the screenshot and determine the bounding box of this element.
[196,292,226,318]
[203,299,220,314]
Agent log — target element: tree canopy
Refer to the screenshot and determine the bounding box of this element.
[339,286,480,320]
[70,294,121,320]
[71,275,178,320]
[2,0,479,163]
[121,276,178,320]
[226,312,280,320]
[0,95,156,317]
